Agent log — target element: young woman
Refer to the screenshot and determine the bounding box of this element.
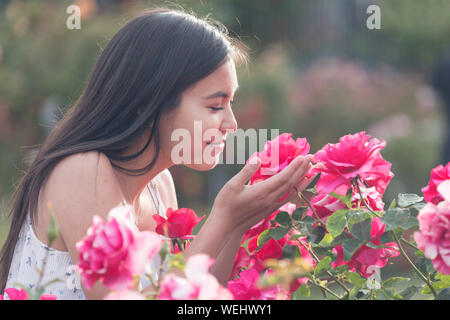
[0,8,315,299]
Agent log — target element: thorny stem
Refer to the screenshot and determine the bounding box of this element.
[400,238,420,251]
[308,277,341,299]
[296,239,351,297]
[294,186,326,228]
[392,232,437,298]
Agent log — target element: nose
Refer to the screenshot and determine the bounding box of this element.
[221,107,238,135]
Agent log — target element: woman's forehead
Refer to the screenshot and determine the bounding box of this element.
[185,59,238,98]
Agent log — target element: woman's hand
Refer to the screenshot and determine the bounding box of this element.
[210,154,317,235]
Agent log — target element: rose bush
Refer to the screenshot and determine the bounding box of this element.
[3,131,449,300]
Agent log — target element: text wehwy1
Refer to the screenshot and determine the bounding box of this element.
[177,303,272,317]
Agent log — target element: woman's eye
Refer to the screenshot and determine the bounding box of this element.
[208,106,224,112]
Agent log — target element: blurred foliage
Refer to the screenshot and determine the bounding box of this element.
[0,0,449,250]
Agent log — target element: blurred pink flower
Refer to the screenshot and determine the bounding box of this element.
[159,254,232,300]
[0,288,57,300]
[104,290,146,300]
[0,288,29,300]
[39,294,57,300]
[227,267,285,300]
[76,205,162,291]
[422,163,450,205]
[414,180,450,274]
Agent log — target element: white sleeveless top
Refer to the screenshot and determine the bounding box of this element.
[5,181,167,300]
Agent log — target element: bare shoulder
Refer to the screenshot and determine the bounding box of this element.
[155,168,178,210]
[44,151,120,210]
[40,151,122,299]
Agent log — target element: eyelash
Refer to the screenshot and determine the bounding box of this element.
[208,100,235,112]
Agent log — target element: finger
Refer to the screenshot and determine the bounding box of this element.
[270,156,313,200]
[256,155,310,195]
[228,157,261,187]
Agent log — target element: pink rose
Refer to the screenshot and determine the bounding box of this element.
[231,247,251,280]
[422,163,450,204]
[279,202,297,215]
[0,288,57,300]
[414,180,450,274]
[104,290,146,300]
[247,234,288,272]
[152,208,204,239]
[248,133,310,185]
[332,218,399,277]
[0,288,29,300]
[39,294,57,300]
[310,192,348,221]
[158,254,232,300]
[313,132,393,195]
[352,185,385,212]
[76,205,162,291]
[242,211,279,242]
[227,267,284,300]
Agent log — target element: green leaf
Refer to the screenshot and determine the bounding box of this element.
[349,217,372,241]
[398,193,424,208]
[329,191,352,208]
[275,211,292,228]
[297,284,311,297]
[382,208,411,230]
[314,256,332,277]
[379,229,403,244]
[342,238,365,261]
[388,198,396,210]
[436,273,450,282]
[307,226,326,244]
[269,226,290,240]
[346,209,371,225]
[416,256,436,275]
[436,288,450,300]
[421,273,450,294]
[382,287,402,300]
[330,232,353,247]
[348,286,359,300]
[326,209,348,238]
[399,285,419,300]
[318,233,334,247]
[402,214,419,229]
[292,207,307,221]
[410,202,426,213]
[302,215,317,225]
[383,277,410,289]
[257,229,272,250]
[347,272,366,288]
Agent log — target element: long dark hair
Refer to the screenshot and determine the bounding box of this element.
[0,7,247,292]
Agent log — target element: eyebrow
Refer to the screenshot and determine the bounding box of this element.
[203,85,240,100]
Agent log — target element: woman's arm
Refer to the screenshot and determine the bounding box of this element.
[208,228,244,285]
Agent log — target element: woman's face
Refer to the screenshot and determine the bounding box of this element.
[159,58,239,171]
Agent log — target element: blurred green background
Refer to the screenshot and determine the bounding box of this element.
[0,0,449,295]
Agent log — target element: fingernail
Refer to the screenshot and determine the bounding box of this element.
[305,154,313,161]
